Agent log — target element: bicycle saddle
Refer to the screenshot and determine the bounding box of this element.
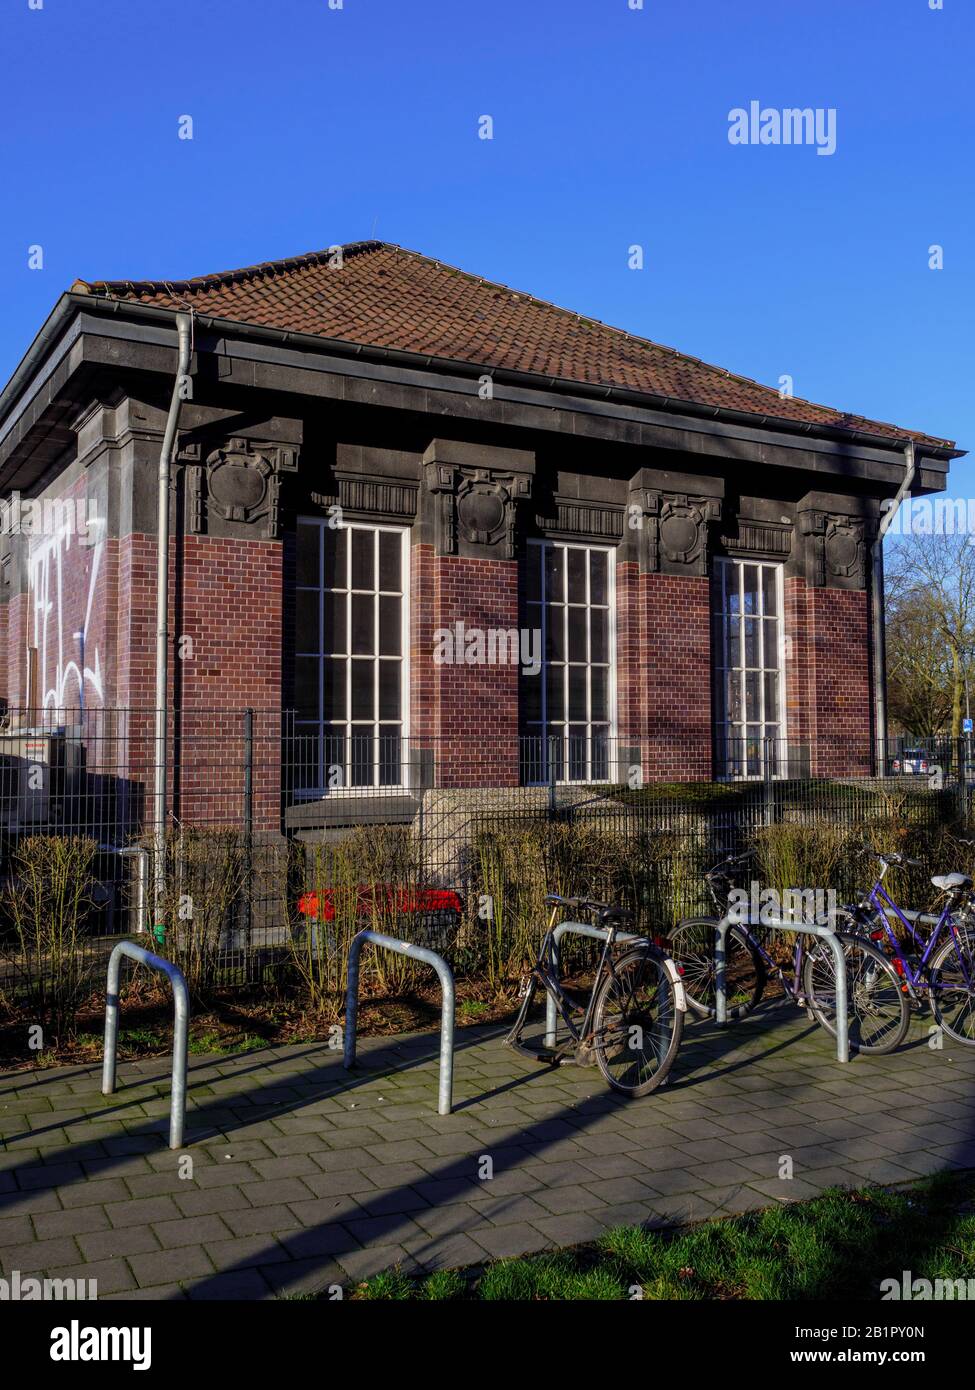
[598,907,635,930]
[931,873,973,892]
[544,893,610,913]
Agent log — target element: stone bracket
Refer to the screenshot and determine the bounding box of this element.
[421,440,535,559]
[798,507,868,589]
[629,488,721,576]
[179,436,299,540]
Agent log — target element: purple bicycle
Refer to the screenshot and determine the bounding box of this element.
[837,850,975,1048]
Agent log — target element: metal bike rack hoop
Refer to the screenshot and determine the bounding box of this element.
[545,920,684,1047]
[344,930,455,1115]
[102,940,190,1150]
[714,910,850,1064]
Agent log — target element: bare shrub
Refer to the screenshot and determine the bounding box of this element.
[1,835,98,1044]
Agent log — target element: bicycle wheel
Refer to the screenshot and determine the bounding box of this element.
[591,947,684,1097]
[929,934,975,1046]
[668,917,766,1020]
[802,931,909,1055]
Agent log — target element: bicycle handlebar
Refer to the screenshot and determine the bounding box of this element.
[704,850,755,879]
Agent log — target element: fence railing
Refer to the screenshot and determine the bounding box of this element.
[0,707,971,993]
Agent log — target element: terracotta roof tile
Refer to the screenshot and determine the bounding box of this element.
[72,241,952,448]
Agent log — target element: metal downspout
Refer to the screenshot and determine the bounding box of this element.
[153,313,192,915]
[871,439,916,768]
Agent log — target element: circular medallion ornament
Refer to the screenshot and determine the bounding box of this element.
[209,461,266,512]
[659,504,702,564]
[458,489,505,536]
[825,525,859,578]
[456,479,509,546]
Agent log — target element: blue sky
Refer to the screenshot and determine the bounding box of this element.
[1,0,971,492]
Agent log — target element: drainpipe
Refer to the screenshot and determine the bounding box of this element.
[871,439,916,770]
[153,313,192,913]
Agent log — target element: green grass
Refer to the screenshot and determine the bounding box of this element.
[348,1173,975,1300]
[457,1000,490,1020]
[117,1028,160,1049]
[187,1031,265,1056]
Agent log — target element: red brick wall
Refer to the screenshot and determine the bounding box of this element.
[783,576,872,773]
[612,562,713,780]
[115,532,283,828]
[410,544,521,787]
[811,585,873,773]
[13,477,119,717]
[639,572,713,780]
[4,593,27,709]
[615,559,644,765]
[0,525,878,797]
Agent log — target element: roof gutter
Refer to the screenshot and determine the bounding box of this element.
[871,439,916,764]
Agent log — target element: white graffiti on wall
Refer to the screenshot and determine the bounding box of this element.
[28,512,106,710]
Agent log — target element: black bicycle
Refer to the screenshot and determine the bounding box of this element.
[504,894,686,1096]
[668,851,909,1054]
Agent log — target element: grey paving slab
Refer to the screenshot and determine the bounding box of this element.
[3,1008,975,1298]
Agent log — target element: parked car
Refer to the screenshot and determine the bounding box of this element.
[891,748,930,775]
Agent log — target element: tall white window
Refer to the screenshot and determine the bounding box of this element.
[521,540,616,784]
[294,519,408,792]
[712,558,785,778]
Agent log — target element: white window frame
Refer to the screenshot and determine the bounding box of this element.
[522,537,618,785]
[294,518,410,796]
[712,556,786,779]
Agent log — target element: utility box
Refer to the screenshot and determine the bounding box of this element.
[0,730,66,830]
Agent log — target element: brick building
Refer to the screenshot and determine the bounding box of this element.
[0,242,960,832]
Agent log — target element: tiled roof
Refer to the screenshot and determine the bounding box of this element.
[72,241,952,448]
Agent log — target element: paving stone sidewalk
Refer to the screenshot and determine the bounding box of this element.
[2,1005,975,1300]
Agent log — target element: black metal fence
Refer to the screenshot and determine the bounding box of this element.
[0,707,971,998]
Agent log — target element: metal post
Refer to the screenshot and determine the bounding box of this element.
[102,940,189,1149]
[242,708,253,941]
[344,930,455,1115]
[714,920,727,1025]
[714,912,849,1063]
[547,735,557,817]
[957,735,968,822]
[762,735,774,827]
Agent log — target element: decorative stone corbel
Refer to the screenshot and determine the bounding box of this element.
[798,506,867,589]
[628,487,721,576]
[420,440,534,559]
[181,436,299,539]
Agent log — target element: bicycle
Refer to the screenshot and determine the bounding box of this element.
[504,894,686,1097]
[668,852,909,1054]
[835,851,975,1047]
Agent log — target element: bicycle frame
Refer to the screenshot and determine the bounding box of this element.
[705,863,815,1003]
[506,904,628,1062]
[856,876,975,996]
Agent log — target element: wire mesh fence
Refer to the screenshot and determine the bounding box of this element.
[0,707,971,1000]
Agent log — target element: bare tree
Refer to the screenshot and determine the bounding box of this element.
[885,533,975,737]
